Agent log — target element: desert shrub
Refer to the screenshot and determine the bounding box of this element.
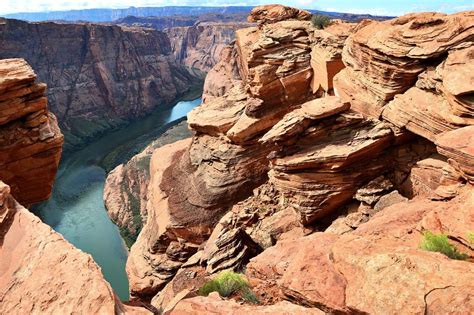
[420,231,468,260]
[241,287,260,304]
[312,14,331,29]
[198,271,258,303]
[468,232,474,245]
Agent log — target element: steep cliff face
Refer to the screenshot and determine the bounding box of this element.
[0,59,63,206]
[0,18,200,151]
[165,22,251,73]
[0,59,150,314]
[104,121,192,247]
[125,5,474,313]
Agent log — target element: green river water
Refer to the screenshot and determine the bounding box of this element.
[34,98,201,301]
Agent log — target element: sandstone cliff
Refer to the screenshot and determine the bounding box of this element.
[165,22,252,74]
[0,59,63,206]
[124,5,474,313]
[104,121,192,247]
[0,18,200,151]
[0,59,150,314]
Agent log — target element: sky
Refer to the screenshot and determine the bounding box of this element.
[1,0,473,16]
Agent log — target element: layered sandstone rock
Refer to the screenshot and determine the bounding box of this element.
[202,45,242,103]
[0,59,63,206]
[247,189,474,313]
[104,122,192,246]
[436,126,474,183]
[0,19,199,150]
[310,20,354,94]
[248,4,311,26]
[170,293,323,314]
[334,11,474,119]
[126,8,474,313]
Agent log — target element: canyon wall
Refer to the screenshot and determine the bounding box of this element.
[0,18,200,151]
[165,22,252,74]
[0,59,150,314]
[124,5,474,313]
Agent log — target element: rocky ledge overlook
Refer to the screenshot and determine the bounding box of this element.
[120,4,474,313]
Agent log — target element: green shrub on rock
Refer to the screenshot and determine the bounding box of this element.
[312,14,331,29]
[198,270,260,304]
[420,231,468,260]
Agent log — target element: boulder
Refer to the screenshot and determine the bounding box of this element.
[248,4,312,26]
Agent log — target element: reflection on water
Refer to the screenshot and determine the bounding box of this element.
[34,98,201,301]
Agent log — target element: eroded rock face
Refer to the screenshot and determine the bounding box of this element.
[0,19,199,150]
[334,11,474,119]
[202,44,242,103]
[248,4,312,26]
[166,22,251,74]
[247,189,474,313]
[126,9,474,313]
[0,182,149,314]
[0,59,63,206]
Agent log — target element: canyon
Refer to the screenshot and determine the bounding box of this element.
[0,3,473,315]
[0,18,201,151]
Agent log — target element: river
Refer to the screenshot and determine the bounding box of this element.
[33,98,201,301]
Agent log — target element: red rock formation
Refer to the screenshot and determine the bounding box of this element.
[334,12,474,119]
[0,19,199,150]
[165,22,251,74]
[0,59,63,206]
[202,45,242,103]
[248,4,312,26]
[246,189,474,313]
[125,7,474,313]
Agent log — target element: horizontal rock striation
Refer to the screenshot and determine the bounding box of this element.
[334,11,474,120]
[0,18,200,150]
[125,5,474,313]
[0,59,63,206]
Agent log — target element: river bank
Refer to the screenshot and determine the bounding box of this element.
[33,97,202,301]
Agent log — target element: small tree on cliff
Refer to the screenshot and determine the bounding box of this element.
[312,14,331,29]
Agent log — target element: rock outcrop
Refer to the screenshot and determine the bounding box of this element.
[104,121,192,246]
[246,189,474,313]
[0,18,200,150]
[0,59,63,206]
[124,5,474,314]
[0,181,149,314]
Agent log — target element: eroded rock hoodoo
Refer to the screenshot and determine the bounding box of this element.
[124,4,474,313]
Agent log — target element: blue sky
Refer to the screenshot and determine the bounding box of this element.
[1,0,473,15]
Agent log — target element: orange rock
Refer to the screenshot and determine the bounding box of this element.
[436,126,474,183]
[170,294,323,314]
[247,189,474,313]
[248,4,312,25]
[0,59,63,206]
[0,181,150,314]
